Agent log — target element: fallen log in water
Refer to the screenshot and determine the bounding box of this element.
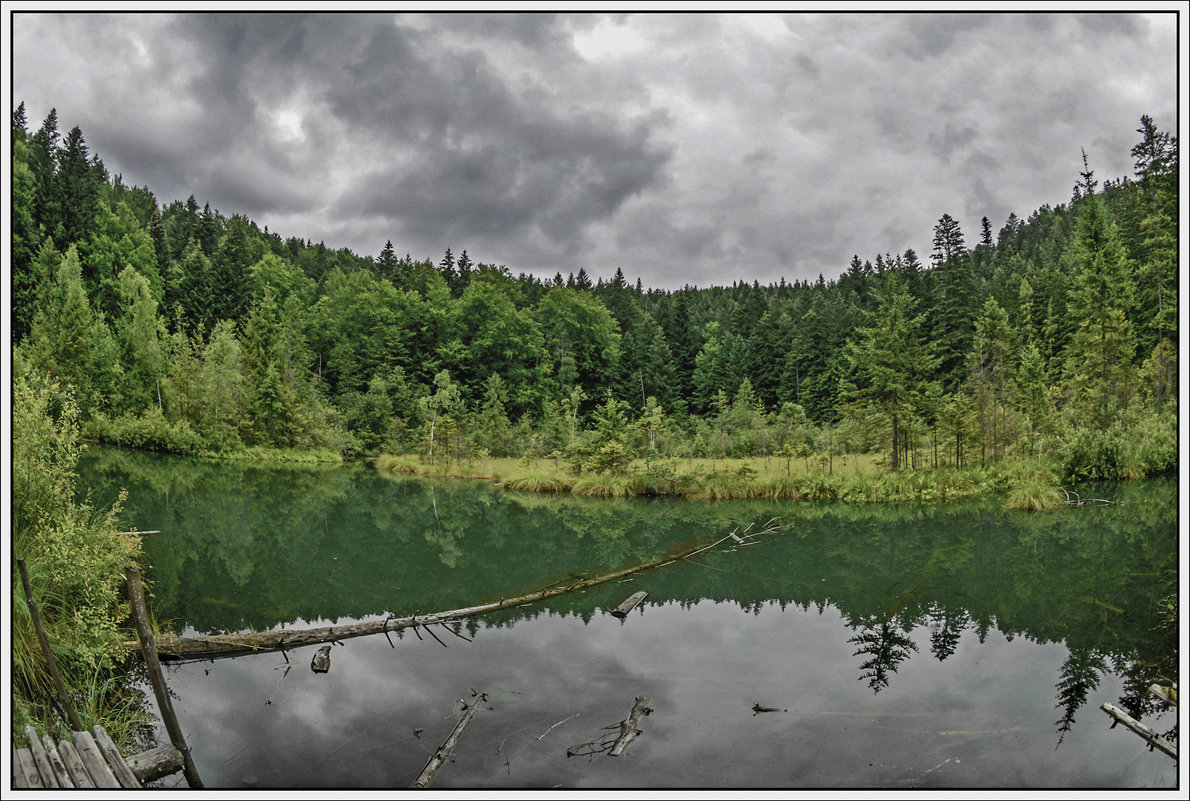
[567,695,655,759]
[609,696,654,757]
[128,520,782,661]
[1099,702,1177,760]
[412,693,487,788]
[611,591,648,618]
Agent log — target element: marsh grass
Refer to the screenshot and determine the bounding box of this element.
[374,451,1062,507]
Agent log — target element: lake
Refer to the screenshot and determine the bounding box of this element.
[77,446,1179,790]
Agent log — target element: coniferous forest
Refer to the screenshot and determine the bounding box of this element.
[10,103,1179,490]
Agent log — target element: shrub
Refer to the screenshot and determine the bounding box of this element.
[12,370,145,743]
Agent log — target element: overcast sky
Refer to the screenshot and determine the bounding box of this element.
[7,10,1182,290]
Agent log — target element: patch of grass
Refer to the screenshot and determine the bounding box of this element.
[374,449,1071,508]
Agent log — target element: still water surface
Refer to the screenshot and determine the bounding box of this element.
[78,447,1179,790]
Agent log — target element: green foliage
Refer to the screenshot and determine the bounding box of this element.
[90,407,208,455]
[12,367,144,740]
[8,105,1175,486]
[1061,408,1176,482]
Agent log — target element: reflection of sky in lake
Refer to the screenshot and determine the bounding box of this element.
[145,599,1177,790]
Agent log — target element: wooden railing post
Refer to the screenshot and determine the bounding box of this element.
[124,566,203,788]
[16,557,85,732]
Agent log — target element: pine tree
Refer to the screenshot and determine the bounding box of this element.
[10,135,44,340]
[1063,192,1137,429]
[28,246,95,411]
[210,215,254,323]
[28,109,60,238]
[376,240,398,283]
[55,126,101,248]
[965,297,1016,461]
[929,214,975,392]
[845,273,939,469]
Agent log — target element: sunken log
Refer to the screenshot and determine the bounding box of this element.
[611,591,648,618]
[609,696,654,757]
[311,645,332,674]
[412,694,487,788]
[126,745,184,784]
[130,522,782,662]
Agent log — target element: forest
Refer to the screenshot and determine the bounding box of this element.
[10,103,1178,487]
[7,101,1179,755]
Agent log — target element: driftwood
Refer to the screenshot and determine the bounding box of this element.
[1148,683,1177,706]
[611,591,648,618]
[130,520,783,662]
[1061,487,1118,507]
[126,744,184,784]
[311,645,332,674]
[411,693,488,788]
[567,696,655,759]
[609,696,654,757]
[1100,702,1177,760]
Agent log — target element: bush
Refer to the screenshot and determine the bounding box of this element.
[584,440,631,476]
[12,370,145,743]
[89,407,206,455]
[1062,410,1176,482]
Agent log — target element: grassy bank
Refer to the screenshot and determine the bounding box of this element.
[374,452,1068,509]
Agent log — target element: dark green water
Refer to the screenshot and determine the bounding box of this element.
[78,446,1179,790]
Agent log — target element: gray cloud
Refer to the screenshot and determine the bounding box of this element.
[10,11,1179,289]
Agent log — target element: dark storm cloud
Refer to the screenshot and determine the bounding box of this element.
[317,19,671,253]
[9,10,1179,288]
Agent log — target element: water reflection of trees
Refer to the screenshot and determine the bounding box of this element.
[848,618,919,693]
[1055,648,1107,745]
[79,447,1177,744]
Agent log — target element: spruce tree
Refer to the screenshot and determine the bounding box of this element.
[1063,192,1137,429]
[845,273,939,469]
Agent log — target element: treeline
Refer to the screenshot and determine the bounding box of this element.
[10,102,1178,480]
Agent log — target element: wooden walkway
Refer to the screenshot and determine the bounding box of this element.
[12,725,182,789]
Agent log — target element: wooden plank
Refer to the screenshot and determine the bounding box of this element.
[24,726,60,788]
[14,747,42,788]
[40,733,74,788]
[57,739,97,789]
[73,730,122,788]
[126,744,184,784]
[93,725,142,788]
[1100,702,1177,760]
[611,591,648,618]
